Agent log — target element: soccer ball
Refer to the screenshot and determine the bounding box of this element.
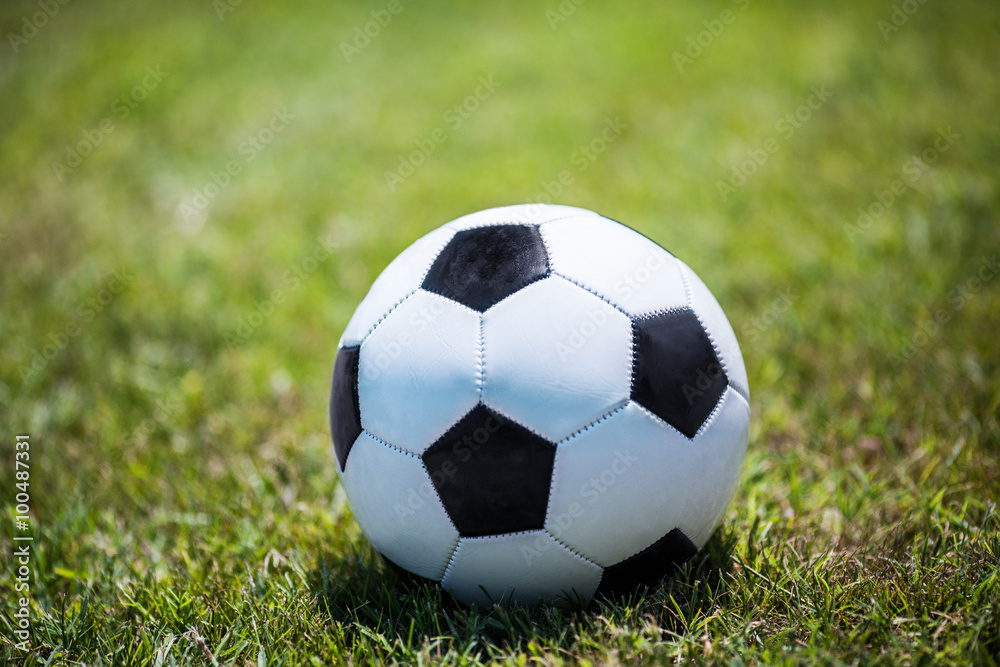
[329,204,750,606]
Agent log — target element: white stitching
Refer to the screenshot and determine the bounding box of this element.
[630,401,689,440]
[729,379,750,404]
[480,401,552,442]
[678,262,751,402]
[440,535,462,584]
[729,385,751,412]
[544,446,561,527]
[677,258,695,310]
[692,386,730,439]
[447,213,595,231]
[417,228,457,285]
[476,314,485,398]
[555,400,629,447]
[357,228,458,346]
[676,261,733,388]
[549,271,632,320]
[418,458,465,542]
[546,531,602,569]
[362,429,420,459]
[358,289,416,347]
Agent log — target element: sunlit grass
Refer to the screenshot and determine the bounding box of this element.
[1,0,998,663]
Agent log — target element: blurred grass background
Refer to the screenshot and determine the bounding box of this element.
[1,0,998,664]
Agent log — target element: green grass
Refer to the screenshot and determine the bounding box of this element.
[2,0,999,663]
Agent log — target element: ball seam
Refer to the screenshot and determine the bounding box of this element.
[548,271,632,321]
[545,530,602,569]
[692,384,730,439]
[476,314,485,398]
[676,260,742,396]
[676,259,750,401]
[630,401,691,441]
[554,400,630,447]
[361,429,420,459]
[449,213,595,232]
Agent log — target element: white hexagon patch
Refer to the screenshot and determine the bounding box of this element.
[358,289,481,455]
[481,276,632,443]
[541,216,688,318]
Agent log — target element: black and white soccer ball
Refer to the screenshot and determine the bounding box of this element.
[329,204,750,606]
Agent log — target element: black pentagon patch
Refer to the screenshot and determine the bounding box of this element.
[329,345,362,470]
[422,405,555,537]
[596,528,697,598]
[631,309,727,438]
[421,225,549,311]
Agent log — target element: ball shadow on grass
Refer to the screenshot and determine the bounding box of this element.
[590,526,741,637]
[306,526,739,655]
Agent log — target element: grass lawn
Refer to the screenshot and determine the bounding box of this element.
[2,0,999,663]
